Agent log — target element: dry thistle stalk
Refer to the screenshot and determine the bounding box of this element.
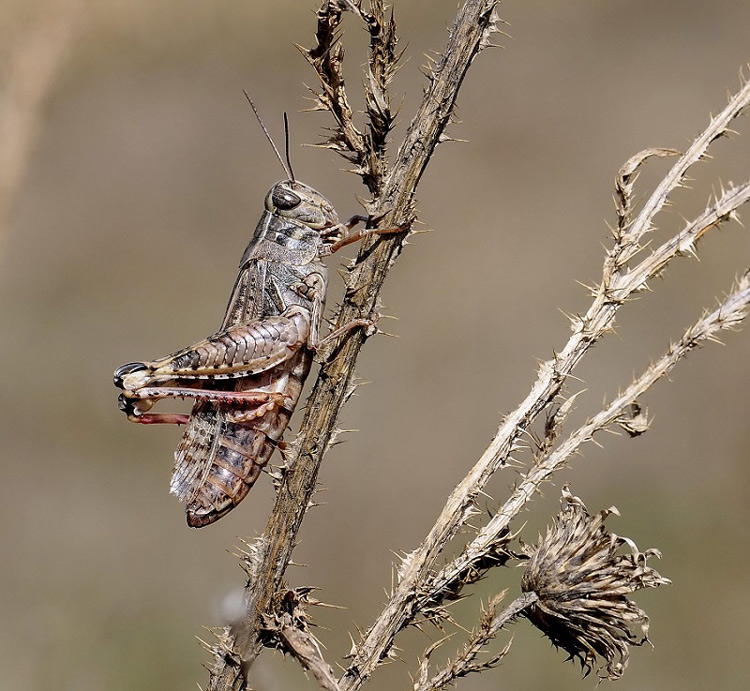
[206,2,503,689]
[424,266,750,625]
[414,487,670,690]
[413,591,532,691]
[358,79,750,670]
[200,3,750,689]
[260,588,341,691]
[521,487,670,680]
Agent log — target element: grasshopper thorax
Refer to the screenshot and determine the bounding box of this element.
[264,180,339,231]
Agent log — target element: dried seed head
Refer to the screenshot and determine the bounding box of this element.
[520,486,670,680]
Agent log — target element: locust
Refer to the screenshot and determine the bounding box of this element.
[114,101,405,527]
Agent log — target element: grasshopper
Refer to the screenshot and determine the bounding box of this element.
[114,102,405,527]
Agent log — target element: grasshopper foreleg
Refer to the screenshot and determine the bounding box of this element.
[319,216,411,256]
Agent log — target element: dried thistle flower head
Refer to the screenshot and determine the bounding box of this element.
[520,486,670,680]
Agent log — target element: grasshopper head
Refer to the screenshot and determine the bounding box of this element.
[264,180,339,230]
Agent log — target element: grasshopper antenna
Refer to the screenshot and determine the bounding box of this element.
[242,89,291,180]
[283,112,295,182]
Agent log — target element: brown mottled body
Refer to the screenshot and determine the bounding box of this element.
[115,180,337,526]
[114,178,405,526]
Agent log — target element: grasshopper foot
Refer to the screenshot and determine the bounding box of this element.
[118,394,189,425]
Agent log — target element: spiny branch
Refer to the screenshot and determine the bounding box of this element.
[340,77,750,687]
[267,588,343,691]
[299,2,367,173]
[301,1,401,197]
[429,266,750,611]
[414,592,537,691]
[614,147,679,236]
[203,5,750,689]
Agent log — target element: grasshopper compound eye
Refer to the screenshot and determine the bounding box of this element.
[271,187,301,210]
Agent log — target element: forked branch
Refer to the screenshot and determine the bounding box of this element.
[413,592,536,691]
[339,78,750,688]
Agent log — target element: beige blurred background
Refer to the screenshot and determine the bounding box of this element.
[2,1,749,689]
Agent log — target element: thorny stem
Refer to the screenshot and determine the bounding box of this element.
[206,2,502,690]
[362,0,397,195]
[429,262,750,611]
[339,81,750,688]
[277,623,342,691]
[203,2,750,688]
[301,0,400,196]
[300,2,367,175]
[414,592,538,691]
